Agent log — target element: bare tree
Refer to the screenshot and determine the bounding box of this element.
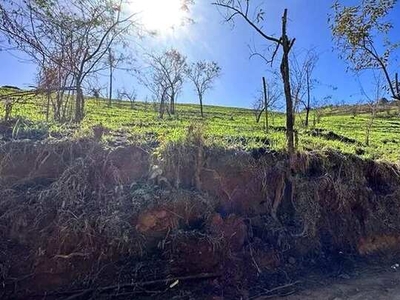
[108,48,115,107]
[213,0,296,156]
[291,54,307,120]
[291,50,319,127]
[253,77,282,133]
[36,58,76,121]
[186,61,221,117]
[117,87,137,109]
[312,96,328,126]
[92,87,102,106]
[359,72,385,146]
[330,0,399,103]
[138,67,170,118]
[0,0,136,122]
[87,79,107,106]
[0,93,25,122]
[0,88,44,121]
[107,48,126,107]
[139,49,187,118]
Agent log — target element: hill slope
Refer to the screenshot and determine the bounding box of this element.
[0,92,399,161]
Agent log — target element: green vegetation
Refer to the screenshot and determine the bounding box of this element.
[1,92,399,162]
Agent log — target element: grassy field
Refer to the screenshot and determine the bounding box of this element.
[1,89,399,162]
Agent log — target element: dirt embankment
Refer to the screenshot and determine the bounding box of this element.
[1,137,400,299]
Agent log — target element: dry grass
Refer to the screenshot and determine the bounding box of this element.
[1,135,400,299]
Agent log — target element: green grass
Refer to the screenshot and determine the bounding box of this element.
[1,90,399,162]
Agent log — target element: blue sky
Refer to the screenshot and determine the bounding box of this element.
[0,0,399,109]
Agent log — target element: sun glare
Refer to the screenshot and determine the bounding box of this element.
[131,0,189,35]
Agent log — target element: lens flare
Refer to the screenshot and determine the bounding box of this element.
[131,0,189,35]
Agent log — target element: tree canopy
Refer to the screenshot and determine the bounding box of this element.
[330,0,399,100]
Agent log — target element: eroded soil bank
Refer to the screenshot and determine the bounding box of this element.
[1,137,400,299]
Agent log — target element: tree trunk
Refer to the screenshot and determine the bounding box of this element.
[305,107,310,127]
[62,90,69,121]
[75,83,84,122]
[55,90,62,121]
[75,90,80,122]
[199,93,204,118]
[170,91,175,115]
[109,65,113,107]
[262,77,269,133]
[160,90,166,119]
[256,108,263,123]
[305,70,311,127]
[108,48,113,108]
[280,9,295,157]
[396,73,400,115]
[160,100,165,119]
[81,92,85,119]
[46,93,50,122]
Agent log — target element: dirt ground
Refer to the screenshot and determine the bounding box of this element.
[1,139,400,299]
[273,266,400,300]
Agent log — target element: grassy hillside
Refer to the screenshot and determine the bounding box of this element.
[0,91,399,162]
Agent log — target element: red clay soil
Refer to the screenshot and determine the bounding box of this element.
[1,139,400,299]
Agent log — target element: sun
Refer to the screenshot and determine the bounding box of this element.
[131,0,189,35]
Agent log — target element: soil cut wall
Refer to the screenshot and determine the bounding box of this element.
[1,139,400,299]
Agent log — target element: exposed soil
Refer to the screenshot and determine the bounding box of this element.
[1,136,400,299]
